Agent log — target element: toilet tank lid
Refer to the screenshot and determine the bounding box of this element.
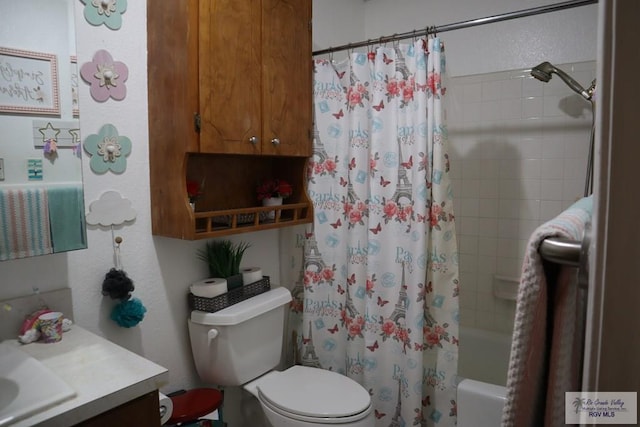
[190,287,292,326]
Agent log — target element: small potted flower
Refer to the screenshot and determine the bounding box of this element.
[186,179,204,210]
[257,178,293,219]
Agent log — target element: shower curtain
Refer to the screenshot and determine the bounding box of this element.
[284,38,459,426]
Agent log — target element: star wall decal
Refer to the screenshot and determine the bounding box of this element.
[38,122,60,143]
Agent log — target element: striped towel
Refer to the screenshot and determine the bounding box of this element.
[502,196,592,427]
[0,188,53,260]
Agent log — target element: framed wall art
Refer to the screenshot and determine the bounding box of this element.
[0,47,60,116]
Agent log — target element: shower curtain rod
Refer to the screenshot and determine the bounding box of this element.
[312,0,597,56]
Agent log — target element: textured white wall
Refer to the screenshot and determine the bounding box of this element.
[0,0,598,396]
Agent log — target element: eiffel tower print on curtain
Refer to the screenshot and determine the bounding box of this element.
[389,379,405,427]
[391,137,413,206]
[389,262,410,325]
[312,120,329,164]
[304,231,327,274]
[301,321,322,368]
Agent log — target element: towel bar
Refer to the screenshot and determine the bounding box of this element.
[539,237,581,267]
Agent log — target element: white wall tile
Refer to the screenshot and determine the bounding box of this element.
[463,102,483,123]
[479,198,499,218]
[459,271,478,293]
[563,158,587,180]
[541,139,565,158]
[522,76,544,97]
[478,237,498,256]
[459,254,479,273]
[521,159,542,180]
[475,311,495,330]
[481,100,500,121]
[517,138,543,159]
[500,98,523,120]
[541,179,564,200]
[448,61,593,335]
[501,78,523,99]
[463,83,483,103]
[459,216,479,235]
[540,200,562,221]
[497,238,520,259]
[459,198,480,217]
[480,159,501,179]
[520,180,541,200]
[479,180,500,199]
[498,219,519,239]
[458,235,479,255]
[461,159,481,180]
[478,218,498,237]
[543,95,565,117]
[459,289,477,309]
[499,199,519,219]
[499,180,520,198]
[477,256,497,275]
[476,273,494,294]
[477,292,496,312]
[541,158,564,179]
[518,199,541,220]
[481,80,501,101]
[522,96,543,119]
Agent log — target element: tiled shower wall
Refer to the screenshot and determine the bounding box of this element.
[447,61,596,334]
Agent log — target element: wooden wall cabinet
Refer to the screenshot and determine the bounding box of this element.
[148,0,313,240]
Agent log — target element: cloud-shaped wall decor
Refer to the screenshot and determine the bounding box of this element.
[80,50,128,102]
[80,0,128,30]
[86,190,137,226]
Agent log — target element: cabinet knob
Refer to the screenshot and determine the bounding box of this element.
[249,136,259,145]
[271,138,281,146]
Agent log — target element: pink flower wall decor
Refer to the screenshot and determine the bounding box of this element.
[80,50,128,102]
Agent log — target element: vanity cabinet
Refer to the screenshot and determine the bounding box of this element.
[148,0,313,240]
[74,391,160,427]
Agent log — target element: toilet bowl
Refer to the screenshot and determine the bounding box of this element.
[244,366,374,426]
[187,287,374,427]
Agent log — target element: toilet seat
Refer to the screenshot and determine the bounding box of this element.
[256,365,372,423]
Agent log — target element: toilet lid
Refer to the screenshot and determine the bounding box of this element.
[256,365,371,419]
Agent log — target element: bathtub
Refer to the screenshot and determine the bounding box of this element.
[457,327,512,427]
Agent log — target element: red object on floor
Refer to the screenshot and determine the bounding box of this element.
[167,388,223,424]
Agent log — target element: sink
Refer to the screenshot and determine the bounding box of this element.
[0,342,75,426]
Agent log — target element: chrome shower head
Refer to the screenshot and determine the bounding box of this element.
[531,61,592,101]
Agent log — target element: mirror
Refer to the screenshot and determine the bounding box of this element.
[0,0,86,261]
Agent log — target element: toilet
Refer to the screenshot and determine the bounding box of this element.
[188,287,375,426]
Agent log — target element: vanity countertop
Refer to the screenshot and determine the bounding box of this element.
[6,326,168,427]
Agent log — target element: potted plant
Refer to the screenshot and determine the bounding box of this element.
[197,239,251,290]
[186,179,204,211]
[257,178,293,219]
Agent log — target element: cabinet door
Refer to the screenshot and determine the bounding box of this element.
[199,0,262,154]
[261,0,312,157]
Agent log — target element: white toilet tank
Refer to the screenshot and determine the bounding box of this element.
[188,287,292,386]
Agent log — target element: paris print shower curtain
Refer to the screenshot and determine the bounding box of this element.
[284,38,459,426]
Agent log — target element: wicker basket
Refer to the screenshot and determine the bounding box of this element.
[188,276,271,313]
